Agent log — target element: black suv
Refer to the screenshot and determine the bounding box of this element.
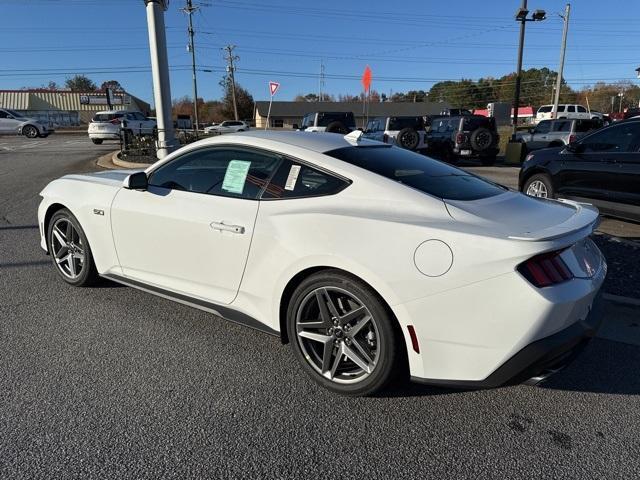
[426,115,500,165]
[299,112,356,133]
[519,118,640,222]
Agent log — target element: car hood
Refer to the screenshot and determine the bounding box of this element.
[445,191,599,241]
[61,169,143,188]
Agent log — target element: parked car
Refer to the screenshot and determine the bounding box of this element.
[38,131,605,396]
[520,118,640,222]
[426,115,500,165]
[299,112,356,133]
[535,104,593,123]
[0,108,52,138]
[204,120,250,135]
[87,110,156,145]
[516,119,601,153]
[362,116,428,151]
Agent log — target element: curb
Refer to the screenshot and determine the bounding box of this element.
[95,150,152,170]
[603,293,640,308]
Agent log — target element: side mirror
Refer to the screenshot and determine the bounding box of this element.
[123,171,148,190]
[566,143,585,153]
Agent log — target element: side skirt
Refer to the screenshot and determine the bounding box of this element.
[101,273,279,337]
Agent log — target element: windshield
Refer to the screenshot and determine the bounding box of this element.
[301,113,315,129]
[326,146,506,201]
[5,109,23,118]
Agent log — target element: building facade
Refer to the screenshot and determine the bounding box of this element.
[254,101,451,129]
[0,89,151,127]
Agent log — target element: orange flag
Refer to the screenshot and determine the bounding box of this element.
[361,65,372,93]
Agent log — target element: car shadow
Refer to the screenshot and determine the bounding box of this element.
[376,337,640,398]
[0,224,39,230]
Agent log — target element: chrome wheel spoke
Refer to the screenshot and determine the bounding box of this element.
[68,254,77,277]
[343,343,372,373]
[314,290,335,328]
[340,307,366,327]
[350,336,374,364]
[54,245,69,259]
[52,226,67,247]
[320,340,336,375]
[348,314,371,336]
[298,330,331,344]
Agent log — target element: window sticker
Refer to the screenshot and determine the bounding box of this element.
[222,160,251,194]
[284,164,302,191]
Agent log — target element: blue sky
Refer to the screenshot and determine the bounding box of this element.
[1,0,639,106]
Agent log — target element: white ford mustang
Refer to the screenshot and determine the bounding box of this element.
[38,131,606,395]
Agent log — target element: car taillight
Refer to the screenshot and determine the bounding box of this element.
[568,134,576,144]
[110,118,121,125]
[518,250,573,288]
[455,133,465,144]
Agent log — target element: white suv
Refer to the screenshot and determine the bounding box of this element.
[88,110,156,145]
[535,104,593,123]
[0,108,52,138]
[363,116,428,151]
[204,120,250,135]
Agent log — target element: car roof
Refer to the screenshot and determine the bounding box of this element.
[94,110,129,115]
[185,130,382,153]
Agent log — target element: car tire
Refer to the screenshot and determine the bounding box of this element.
[523,173,554,199]
[287,270,402,396]
[470,128,494,152]
[22,125,39,139]
[325,121,349,134]
[91,139,104,145]
[47,208,99,287]
[396,127,420,150]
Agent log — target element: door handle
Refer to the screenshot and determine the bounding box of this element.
[210,221,245,234]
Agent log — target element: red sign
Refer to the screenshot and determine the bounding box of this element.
[361,66,372,92]
[269,81,280,96]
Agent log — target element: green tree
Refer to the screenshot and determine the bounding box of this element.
[65,74,97,92]
[100,80,124,92]
[220,77,254,120]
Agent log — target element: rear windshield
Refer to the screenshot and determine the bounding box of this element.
[388,116,424,131]
[317,112,356,128]
[326,146,506,201]
[462,116,495,131]
[93,113,123,122]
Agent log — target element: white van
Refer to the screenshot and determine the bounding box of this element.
[535,104,591,123]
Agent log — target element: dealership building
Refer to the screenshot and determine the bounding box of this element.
[0,89,151,127]
[253,101,450,129]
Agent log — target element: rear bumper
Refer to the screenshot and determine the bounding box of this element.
[89,132,120,140]
[411,292,604,388]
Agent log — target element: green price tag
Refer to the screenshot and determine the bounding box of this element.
[222,160,251,194]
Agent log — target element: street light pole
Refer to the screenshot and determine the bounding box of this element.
[512,0,528,140]
[144,0,177,159]
[552,4,571,119]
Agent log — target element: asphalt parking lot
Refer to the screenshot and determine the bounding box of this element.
[1,134,640,479]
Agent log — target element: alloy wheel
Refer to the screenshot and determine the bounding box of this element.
[526,180,549,198]
[50,218,85,280]
[295,287,379,384]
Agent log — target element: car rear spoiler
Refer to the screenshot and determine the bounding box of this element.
[507,199,600,241]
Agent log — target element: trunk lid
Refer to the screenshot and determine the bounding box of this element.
[445,191,599,241]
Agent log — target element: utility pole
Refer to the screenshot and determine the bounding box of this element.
[512,0,528,140]
[182,0,199,136]
[552,4,570,119]
[224,45,239,120]
[319,59,325,102]
[144,0,177,159]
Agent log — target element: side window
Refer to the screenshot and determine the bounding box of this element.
[261,159,349,199]
[436,120,447,133]
[577,106,587,113]
[557,105,566,113]
[535,121,551,134]
[581,123,640,153]
[567,106,576,113]
[0,110,7,119]
[148,148,281,199]
[446,119,456,132]
[552,121,571,132]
